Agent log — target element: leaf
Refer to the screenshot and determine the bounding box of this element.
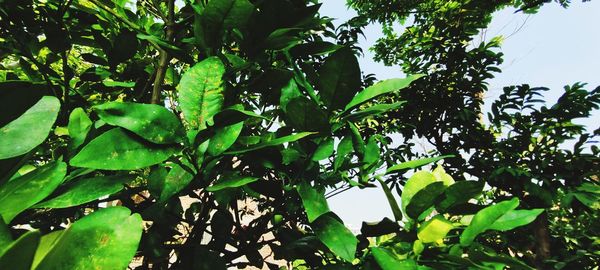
[406,182,446,219]
[0,96,60,159]
[199,0,254,49]
[488,209,544,231]
[386,155,454,174]
[36,207,143,270]
[311,138,334,161]
[225,132,316,154]
[401,171,437,215]
[0,162,67,223]
[417,215,454,243]
[207,121,244,156]
[31,231,64,269]
[460,198,520,246]
[33,175,135,209]
[158,162,195,201]
[318,47,362,111]
[342,102,406,122]
[178,57,225,129]
[375,177,403,222]
[342,75,423,113]
[290,41,342,58]
[285,97,329,132]
[437,181,484,212]
[0,230,40,270]
[280,79,302,112]
[212,106,269,127]
[334,136,353,171]
[67,108,92,150]
[297,182,330,222]
[206,175,259,192]
[432,166,455,186]
[0,217,10,248]
[363,136,380,169]
[313,214,357,263]
[70,128,178,170]
[94,102,185,144]
[371,247,417,270]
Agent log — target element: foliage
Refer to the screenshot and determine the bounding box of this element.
[0,0,597,269]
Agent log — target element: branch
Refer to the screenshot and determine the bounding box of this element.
[151,0,175,104]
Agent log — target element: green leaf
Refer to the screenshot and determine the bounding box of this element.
[343,75,424,113]
[334,136,353,171]
[178,57,225,129]
[313,214,357,263]
[386,155,454,174]
[0,217,10,248]
[0,162,67,223]
[36,207,143,270]
[401,171,437,215]
[318,47,362,111]
[406,182,446,219]
[67,108,92,150]
[375,177,403,222]
[297,182,330,222]
[31,231,64,269]
[94,102,185,144]
[199,0,254,49]
[286,97,329,132]
[207,121,244,156]
[437,181,484,212]
[280,79,303,112]
[311,138,334,161]
[363,136,380,169]
[460,198,520,246]
[488,209,544,231]
[342,102,406,122]
[417,215,455,243]
[33,175,135,209]
[213,106,269,127]
[0,96,60,159]
[206,175,259,192]
[371,247,416,270]
[70,128,178,170]
[0,230,40,270]
[225,132,316,154]
[158,162,195,201]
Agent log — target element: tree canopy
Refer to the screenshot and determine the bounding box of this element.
[0,0,598,269]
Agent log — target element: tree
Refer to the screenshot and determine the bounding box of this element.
[349,0,600,268]
[0,0,596,270]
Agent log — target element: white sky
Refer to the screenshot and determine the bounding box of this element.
[319,0,600,226]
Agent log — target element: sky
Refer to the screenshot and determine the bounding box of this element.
[318,0,600,227]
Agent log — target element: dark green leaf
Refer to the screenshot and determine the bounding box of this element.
[386,155,454,174]
[158,162,195,201]
[313,214,357,263]
[286,97,329,132]
[0,96,60,159]
[0,217,10,248]
[375,177,403,222]
[178,57,225,129]
[33,175,135,208]
[318,47,361,111]
[0,162,67,223]
[199,0,254,49]
[437,181,484,212]
[401,171,437,215]
[36,207,143,270]
[206,175,259,191]
[94,102,185,144]
[0,230,40,270]
[334,136,353,171]
[297,182,330,222]
[225,132,316,154]
[342,102,405,122]
[343,75,424,113]
[406,182,446,219]
[70,128,178,170]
